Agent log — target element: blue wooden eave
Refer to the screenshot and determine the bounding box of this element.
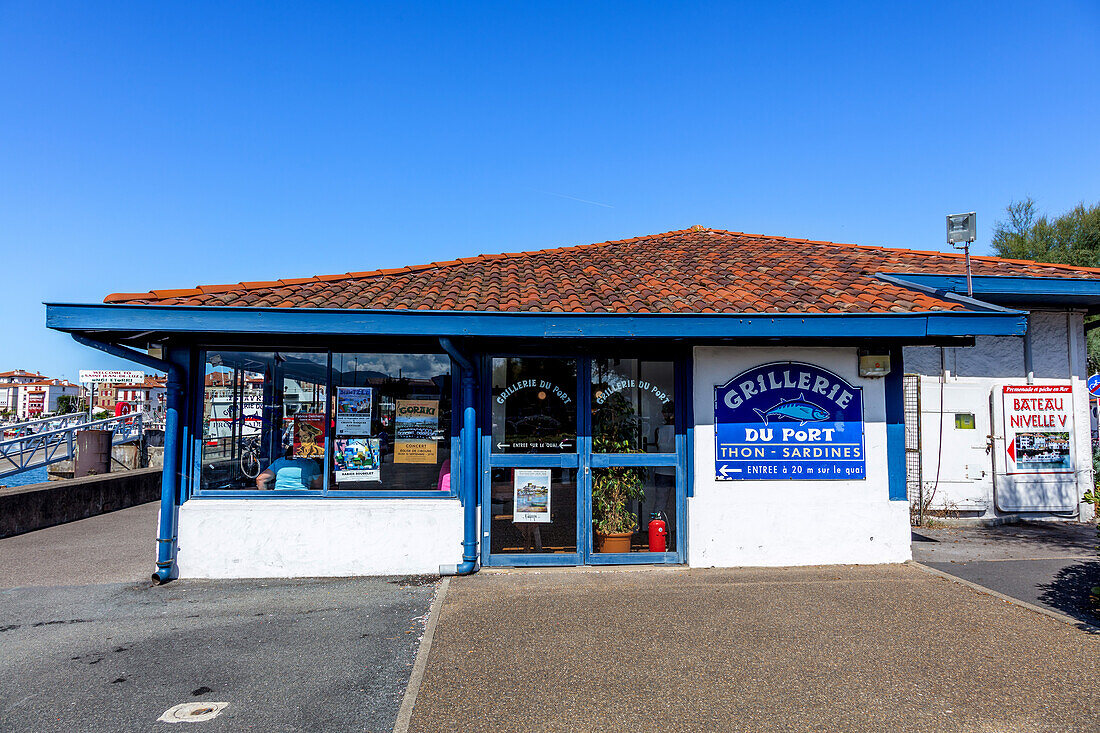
[45,302,1027,339]
[881,273,1100,310]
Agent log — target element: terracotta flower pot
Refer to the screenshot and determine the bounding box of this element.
[595,530,633,553]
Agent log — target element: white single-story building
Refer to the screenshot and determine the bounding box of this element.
[45,227,1100,581]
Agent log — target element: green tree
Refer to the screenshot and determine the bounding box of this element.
[55,394,78,414]
[991,198,1100,372]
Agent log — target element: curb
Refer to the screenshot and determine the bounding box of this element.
[907,560,1100,633]
[393,576,450,733]
[917,515,1020,528]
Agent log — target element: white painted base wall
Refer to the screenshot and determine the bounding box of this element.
[176,499,465,578]
[690,346,912,568]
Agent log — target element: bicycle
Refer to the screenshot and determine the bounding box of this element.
[239,435,262,479]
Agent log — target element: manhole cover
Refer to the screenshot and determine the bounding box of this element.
[157,701,228,723]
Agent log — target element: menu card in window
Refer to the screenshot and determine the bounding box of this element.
[513,469,551,523]
[394,399,439,464]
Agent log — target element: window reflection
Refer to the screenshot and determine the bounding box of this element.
[591,359,674,453]
[491,357,577,453]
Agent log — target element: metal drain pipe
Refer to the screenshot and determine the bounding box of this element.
[438,338,479,576]
[71,334,183,584]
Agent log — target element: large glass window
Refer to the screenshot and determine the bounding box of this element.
[488,467,578,554]
[197,349,451,495]
[330,353,451,492]
[200,351,283,491]
[591,358,674,453]
[491,357,577,453]
[591,468,676,553]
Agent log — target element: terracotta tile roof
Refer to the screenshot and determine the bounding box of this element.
[102,227,1100,315]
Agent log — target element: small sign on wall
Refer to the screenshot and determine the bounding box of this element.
[1001,385,1074,475]
[714,362,865,480]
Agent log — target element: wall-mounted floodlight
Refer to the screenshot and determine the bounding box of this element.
[947,212,976,244]
[946,211,977,297]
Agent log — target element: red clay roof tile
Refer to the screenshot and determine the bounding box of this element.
[101,227,1100,314]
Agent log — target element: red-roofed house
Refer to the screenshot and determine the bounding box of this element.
[46,227,1100,580]
[0,373,82,419]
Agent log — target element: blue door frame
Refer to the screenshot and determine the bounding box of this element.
[479,353,690,568]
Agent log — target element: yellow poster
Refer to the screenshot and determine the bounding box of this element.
[395,399,439,464]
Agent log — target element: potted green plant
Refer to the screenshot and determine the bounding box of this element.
[591,392,645,553]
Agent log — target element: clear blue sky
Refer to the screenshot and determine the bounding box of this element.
[2,1,1098,379]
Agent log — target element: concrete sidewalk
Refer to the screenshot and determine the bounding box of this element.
[0,501,158,589]
[409,565,1100,733]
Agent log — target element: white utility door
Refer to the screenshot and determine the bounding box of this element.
[919,379,994,511]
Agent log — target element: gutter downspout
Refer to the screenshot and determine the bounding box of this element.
[70,334,183,584]
[438,337,479,576]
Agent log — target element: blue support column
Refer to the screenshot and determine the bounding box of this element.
[154,363,184,582]
[885,347,907,502]
[439,338,479,575]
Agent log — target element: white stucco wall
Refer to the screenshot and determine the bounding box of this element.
[176,498,465,578]
[902,310,1094,521]
[690,346,912,568]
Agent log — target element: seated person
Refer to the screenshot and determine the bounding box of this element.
[256,446,322,490]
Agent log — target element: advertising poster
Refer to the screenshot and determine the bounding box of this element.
[1002,385,1074,475]
[395,399,439,464]
[334,438,381,481]
[714,362,865,480]
[292,413,326,458]
[513,469,551,523]
[336,386,373,436]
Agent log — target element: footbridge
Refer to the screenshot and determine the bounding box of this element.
[0,413,146,479]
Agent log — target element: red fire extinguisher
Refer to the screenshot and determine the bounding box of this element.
[648,512,667,553]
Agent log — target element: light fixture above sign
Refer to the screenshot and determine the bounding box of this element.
[858,351,891,378]
[947,212,976,244]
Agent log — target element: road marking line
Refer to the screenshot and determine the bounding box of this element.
[393,576,449,733]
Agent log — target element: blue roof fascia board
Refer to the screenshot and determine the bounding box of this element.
[880,273,1100,305]
[44,302,1027,340]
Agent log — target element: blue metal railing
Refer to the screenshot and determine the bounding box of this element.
[0,413,145,479]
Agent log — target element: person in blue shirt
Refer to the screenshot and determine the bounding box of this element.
[255,446,322,491]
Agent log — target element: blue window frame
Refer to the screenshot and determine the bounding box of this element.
[480,351,691,567]
[188,347,459,500]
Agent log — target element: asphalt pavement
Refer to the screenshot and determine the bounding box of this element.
[912,520,1099,626]
[0,504,439,733]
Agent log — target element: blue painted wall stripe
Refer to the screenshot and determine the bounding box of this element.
[884,347,908,502]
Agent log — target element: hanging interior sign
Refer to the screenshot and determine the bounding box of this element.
[714,362,865,480]
[335,387,373,436]
[513,469,551,523]
[1001,385,1074,475]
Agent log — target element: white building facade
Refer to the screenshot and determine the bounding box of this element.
[48,228,1100,580]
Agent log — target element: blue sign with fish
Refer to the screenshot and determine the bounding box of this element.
[714,362,865,481]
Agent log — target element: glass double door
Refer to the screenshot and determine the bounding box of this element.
[482,355,685,567]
